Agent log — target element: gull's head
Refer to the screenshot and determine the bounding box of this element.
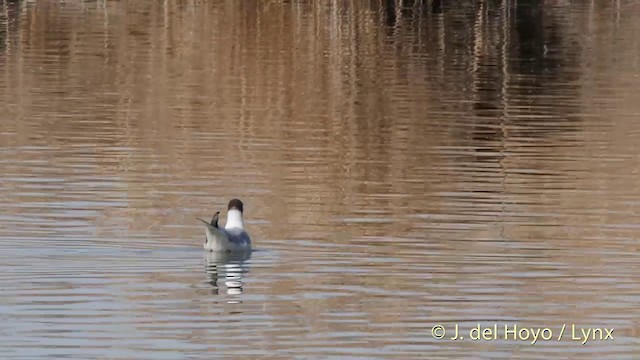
[225,198,245,230]
[228,198,244,213]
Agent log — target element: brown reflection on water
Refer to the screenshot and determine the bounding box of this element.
[1,0,640,359]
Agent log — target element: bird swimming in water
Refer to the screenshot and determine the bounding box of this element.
[197,199,252,253]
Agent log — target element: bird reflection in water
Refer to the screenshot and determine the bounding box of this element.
[204,251,251,299]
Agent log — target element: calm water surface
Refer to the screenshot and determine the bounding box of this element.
[1,1,640,359]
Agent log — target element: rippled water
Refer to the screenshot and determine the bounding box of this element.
[1,1,640,358]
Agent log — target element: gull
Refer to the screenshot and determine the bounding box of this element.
[197,199,252,253]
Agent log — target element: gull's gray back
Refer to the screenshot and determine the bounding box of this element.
[222,227,251,246]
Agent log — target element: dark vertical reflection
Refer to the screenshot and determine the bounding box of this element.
[513,1,546,74]
[384,0,396,27]
[432,0,442,14]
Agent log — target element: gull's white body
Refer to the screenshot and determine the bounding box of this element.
[199,209,251,253]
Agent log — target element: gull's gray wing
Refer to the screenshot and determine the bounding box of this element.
[210,211,220,229]
[196,217,230,244]
[223,227,252,246]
